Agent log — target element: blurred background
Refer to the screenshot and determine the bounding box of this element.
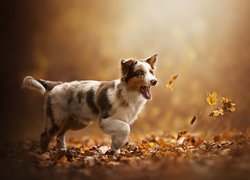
[1,0,249,141]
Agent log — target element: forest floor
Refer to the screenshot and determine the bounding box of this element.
[0,129,250,180]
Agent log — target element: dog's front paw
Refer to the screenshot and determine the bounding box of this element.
[113,149,120,156]
[58,147,67,152]
[105,149,121,157]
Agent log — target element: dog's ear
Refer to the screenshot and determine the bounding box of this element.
[121,59,137,75]
[145,54,158,69]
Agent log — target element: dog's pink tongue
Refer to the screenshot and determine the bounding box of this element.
[142,86,151,100]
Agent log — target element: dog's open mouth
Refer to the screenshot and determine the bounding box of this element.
[140,86,151,100]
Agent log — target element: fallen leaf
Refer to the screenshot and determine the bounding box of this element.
[107,161,120,166]
[177,130,188,140]
[148,142,155,148]
[98,146,109,154]
[40,152,50,160]
[213,135,221,142]
[177,137,186,145]
[57,156,67,164]
[84,156,95,166]
[220,148,231,156]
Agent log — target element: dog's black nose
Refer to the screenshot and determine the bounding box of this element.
[150,80,157,86]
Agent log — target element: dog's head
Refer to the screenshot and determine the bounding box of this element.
[121,54,158,100]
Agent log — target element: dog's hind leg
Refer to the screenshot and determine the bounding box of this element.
[99,118,130,155]
[56,125,68,151]
[40,123,59,151]
[40,131,50,152]
[56,116,92,151]
[40,96,64,151]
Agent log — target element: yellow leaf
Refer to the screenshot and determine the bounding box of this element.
[209,108,224,117]
[166,74,179,91]
[166,82,173,91]
[148,142,155,148]
[172,74,179,80]
[221,97,230,103]
[206,91,218,106]
[229,106,236,112]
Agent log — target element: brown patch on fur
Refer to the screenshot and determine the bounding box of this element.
[116,84,129,107]
[121,59,137,75]
[46,96,56,127]
[121,59,138,82]
[96,81,114,119]
[77,90,86,103]
[86,89,99,114]
[65,115,91,130]
[66,88,75,105]
[65,84,79,105]
[123,65,146,92]
[122,64,147,85]
[37,79,62,91]
[126,76,145,92]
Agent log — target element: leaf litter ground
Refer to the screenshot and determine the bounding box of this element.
[0,129,250,180]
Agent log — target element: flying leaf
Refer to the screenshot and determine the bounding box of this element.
[221,97,236,112]
[206,91,218,106]
[190,115,197,125]
[229,106,236,112]
[166,74,179,91]
[209,108,224,117]
[221,97,230,103]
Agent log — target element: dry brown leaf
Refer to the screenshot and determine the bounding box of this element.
[190,116,197,125]
[57,156,67,164]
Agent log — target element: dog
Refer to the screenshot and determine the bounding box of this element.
[22,54,158,155]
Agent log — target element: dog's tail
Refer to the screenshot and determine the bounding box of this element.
[22,76,62,95]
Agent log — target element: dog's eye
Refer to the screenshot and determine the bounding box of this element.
[149,69,154,75]
[136,71,144,78]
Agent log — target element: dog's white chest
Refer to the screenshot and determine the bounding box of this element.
[113,92,146,124]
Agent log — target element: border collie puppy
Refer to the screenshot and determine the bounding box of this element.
[22,54,158,154]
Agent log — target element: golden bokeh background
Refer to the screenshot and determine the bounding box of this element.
[1,0,249,140]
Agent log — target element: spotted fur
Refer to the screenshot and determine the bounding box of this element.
[22,54,158,154]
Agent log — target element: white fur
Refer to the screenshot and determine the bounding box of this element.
[22,76,46,94]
